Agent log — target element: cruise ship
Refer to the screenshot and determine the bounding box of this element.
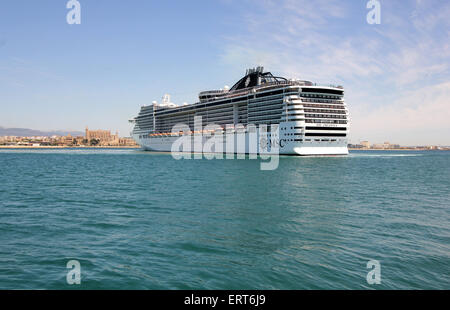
[130,67,349,156]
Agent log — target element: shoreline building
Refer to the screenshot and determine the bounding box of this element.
[85,127,137,146]
[85,127,119,146]
[361,141,371,149]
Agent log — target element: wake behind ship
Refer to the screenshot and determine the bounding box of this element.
[130,67,349,156]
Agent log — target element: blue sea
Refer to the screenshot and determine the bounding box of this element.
[0,148,449,289]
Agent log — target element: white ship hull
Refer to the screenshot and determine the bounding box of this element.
[133,122,348,156]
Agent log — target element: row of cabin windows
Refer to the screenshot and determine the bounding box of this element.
[303,139,338,142]
[301,98,343,104]
[301,94,341,99]
[305,133,347,137]
[306,119,348,124]
[304,109,346,114]
[303,104,345,109]
[305,126,347,131]
[305,114,347,119]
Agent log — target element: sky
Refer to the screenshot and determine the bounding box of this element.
[0,0,449,145]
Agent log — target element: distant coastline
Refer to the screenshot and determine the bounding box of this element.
[0,126,84,137]
[1,146,447,151]
[0,145,140,149]
[349,148,450,151]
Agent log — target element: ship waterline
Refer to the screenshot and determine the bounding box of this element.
[134,125,349,156]
[130,67,349,156]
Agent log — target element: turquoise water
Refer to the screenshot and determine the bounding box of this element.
[0,148,449,289]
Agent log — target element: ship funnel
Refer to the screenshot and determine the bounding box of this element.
[245,66,264,75]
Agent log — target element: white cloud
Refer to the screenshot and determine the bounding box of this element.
[351,82,450,145]
[219,0,450,145]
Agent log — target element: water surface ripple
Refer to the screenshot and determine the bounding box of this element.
[0,149,449,289]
